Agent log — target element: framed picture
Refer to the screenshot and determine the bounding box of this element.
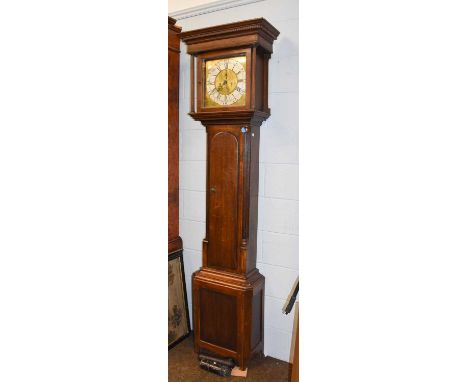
[168,251,191,348]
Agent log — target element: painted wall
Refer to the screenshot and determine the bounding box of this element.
[174,0,298,362]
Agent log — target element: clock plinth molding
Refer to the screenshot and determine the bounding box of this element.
[180,18,279,370]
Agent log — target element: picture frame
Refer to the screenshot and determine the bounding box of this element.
[168,251,191,349]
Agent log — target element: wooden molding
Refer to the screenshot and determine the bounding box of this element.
[168,16,182,33]
[168,236,183,254]
[195,267,264,288]
[180,18,279,54]
[189,110,270,125]
[169,0,266,20]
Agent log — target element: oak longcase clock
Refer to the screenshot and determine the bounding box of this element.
[180,18,279,370]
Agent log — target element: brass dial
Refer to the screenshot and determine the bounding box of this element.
[205,56,246,107]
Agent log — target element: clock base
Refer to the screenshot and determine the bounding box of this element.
[192,267,265,371]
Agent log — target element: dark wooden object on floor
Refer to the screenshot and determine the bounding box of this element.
[180,19,279,371]
[168,16,182,256]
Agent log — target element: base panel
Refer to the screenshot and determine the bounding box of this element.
[192,268,265,370]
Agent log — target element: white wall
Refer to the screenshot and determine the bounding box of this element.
[174,0,298,362]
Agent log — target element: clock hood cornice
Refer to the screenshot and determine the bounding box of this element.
[180,18,279,54]
[189,109,270,126]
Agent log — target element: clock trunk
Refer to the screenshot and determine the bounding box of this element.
[204,124,260,274]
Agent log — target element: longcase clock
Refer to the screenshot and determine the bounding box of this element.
[180,18,279,370]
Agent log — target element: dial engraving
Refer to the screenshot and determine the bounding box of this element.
[205,56,246,107]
